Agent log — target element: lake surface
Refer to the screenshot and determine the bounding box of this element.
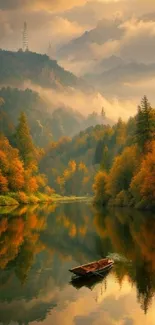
[0,202,155,325]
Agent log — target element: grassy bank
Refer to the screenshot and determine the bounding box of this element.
[0,193,91,206]
[0,196,19,206]
[0,192,53,206]
[51,194,91,203]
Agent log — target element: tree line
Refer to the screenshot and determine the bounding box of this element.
[93,96,155,210]
[0,109,53,204]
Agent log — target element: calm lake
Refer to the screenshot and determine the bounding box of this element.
[0,202,155,325]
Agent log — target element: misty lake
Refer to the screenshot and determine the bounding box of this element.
[0,202,155,325]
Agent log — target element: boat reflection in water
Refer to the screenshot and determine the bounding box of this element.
[70,266,112,291]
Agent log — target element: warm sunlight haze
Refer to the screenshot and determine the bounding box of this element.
[0,0,155,325]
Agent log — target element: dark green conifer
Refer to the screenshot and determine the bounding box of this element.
[136,96,155,152]
[15,112,35,166]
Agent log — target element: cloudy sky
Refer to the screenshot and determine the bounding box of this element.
[0,0,155,55]
[1,0,155,119]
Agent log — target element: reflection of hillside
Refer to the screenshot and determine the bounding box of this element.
[0,203,99,325]
[41,202,103,266]
[0,205,49,291]
[0,206,57,325]
[0,211,47,273]
[93,206,155,313]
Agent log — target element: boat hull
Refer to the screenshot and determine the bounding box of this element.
[69,258,114,277]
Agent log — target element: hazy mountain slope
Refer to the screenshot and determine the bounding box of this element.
[85,62,155,83]
[57,18,123,60]
[84,55,125,76]
[94,55,125,74]
[0,50,88,91]
[57,11,155,102]
[0,87,54,146]
[83,61,155,98]
[0,87,109,147]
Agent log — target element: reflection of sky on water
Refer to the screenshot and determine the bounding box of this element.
[31,274,155,325]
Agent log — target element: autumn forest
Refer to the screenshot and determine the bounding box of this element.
[0,88,154,210]
[93,96,155,210]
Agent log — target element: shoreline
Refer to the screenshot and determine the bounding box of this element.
[93,202,155,212]
[0,194,91,207]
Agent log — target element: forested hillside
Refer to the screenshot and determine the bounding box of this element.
[0,87,54,147]
[0,87,108,202]
[0,93,154,209]
[93,96,155,210]
[40,125,107,196]
[40,112,137,197]
[0,50,88,90]
[0,110,52,205]
[0,87,105,146]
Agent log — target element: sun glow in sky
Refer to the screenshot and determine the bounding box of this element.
[0,0,155,118]
[0,0,154,52]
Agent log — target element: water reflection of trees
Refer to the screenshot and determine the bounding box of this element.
[0,203,155,324]
[0,206,48,279]
[0,204,57,325]
[93,206,155,314]
[0,202,95,292]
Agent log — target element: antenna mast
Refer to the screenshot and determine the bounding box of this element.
[48,41,53,58]
[23,22,29,52]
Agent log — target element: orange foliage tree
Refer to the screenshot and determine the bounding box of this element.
[130,140,155,208]
[0,135,25,193]
[93,171,109,204]
[56,160,89,196]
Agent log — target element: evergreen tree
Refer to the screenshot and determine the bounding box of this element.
[115,118,126,146]
[94,140,103,164]
[136,96,155,152]
[15,112,35,167]
[101,146,111,171]
[101,107,106,119]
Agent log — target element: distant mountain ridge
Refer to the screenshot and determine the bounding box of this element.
[58,11,155,63]
[0,49,89,91]
[56,11,155,102]
[82,60,155,99]
[57,18,124,61]
[84,55,125,76]
[83,60,155,93]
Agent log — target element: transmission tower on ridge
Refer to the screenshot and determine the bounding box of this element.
[48,41,53,58]
[23,22,29,52]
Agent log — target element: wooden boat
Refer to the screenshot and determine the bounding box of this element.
[69,258,114,277]
[70,267,111,290]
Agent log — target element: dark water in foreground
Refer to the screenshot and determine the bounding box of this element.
[0,202,155,325]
